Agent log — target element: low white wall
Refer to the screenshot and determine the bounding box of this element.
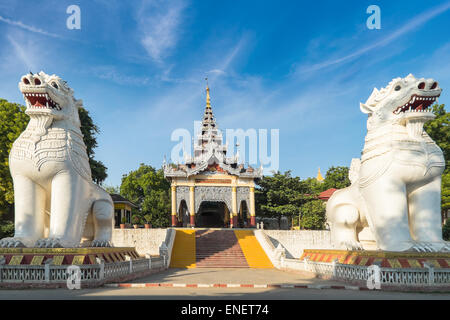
[263,230,332,259]
[111,228,168,256]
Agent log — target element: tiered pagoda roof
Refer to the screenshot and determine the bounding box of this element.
[164,83,262,179]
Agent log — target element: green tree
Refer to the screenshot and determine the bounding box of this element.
[300,199,326,230]
[0,99,29,217]
[120,164,171,228]
[104,185,120,194]
[424,104,449,172]
[0,220,14,238]
[424,104,450,215]
[442,173,450,213]
[78,107,108,184]
[443,219,450,241]
[256,171,318,228]
[323,166,350,190]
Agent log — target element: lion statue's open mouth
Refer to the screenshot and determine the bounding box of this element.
[23,92,61,111]
[393,93,439,114]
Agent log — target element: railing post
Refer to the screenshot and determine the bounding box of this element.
[125,255,132,274]
[303,257,309,272]
[44,264,50,283]
[43,258,53,283]
[96,257,105,280]
[145,254,152,269]
[159,242,168,268]
[424,262,434,285]
[332,259,338,278]
[0,256,5,282]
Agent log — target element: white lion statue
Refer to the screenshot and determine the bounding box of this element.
[0,71,113,248]
[327,74,448,252]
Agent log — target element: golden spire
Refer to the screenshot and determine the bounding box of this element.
[316,167,324,182]
[205,77,211,109]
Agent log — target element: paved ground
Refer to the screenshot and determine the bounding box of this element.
[0,268,449,300]
[0,286,449,300]
[127,268,345,286]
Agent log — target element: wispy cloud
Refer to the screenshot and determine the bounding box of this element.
[208,69,226,76]
[89,65,150,86]
[7,34,36,71]
[137,0,187,64]
[0,15,63,39]
[204,35,248,84]
[297,1,450,73]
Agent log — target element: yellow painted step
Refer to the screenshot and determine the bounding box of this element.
[234,230,273,268]
[170,229,196,268]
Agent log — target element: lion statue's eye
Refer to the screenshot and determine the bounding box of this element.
[51,82,59,89]
[394,85,401,91]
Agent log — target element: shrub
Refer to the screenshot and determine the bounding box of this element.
[443,219,450,241]
[0,220,14,238]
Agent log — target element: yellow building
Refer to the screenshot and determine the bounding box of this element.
[163,84,262,228]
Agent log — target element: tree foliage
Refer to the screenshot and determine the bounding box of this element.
[424,104,449,172]
[104,185,120,194]
[424,104,449,212]
[256,171,324,229]
[0,99,29,217]
[120,164,171,228]
[300,200,326,230]
[78,107,108,184]
[443,219,450,241]
[323,166,351,190]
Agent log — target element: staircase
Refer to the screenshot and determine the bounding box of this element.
[170,229,196,268]
[195,230,249,268]
[234,230,273,268]
[169,229,273,269]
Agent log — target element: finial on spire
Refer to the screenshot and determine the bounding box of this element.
[205,78,211,108]
[316,167,324,182]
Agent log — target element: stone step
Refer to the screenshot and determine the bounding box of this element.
[195,229,248,268]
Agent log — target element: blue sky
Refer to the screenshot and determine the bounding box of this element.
[0,0,449,187]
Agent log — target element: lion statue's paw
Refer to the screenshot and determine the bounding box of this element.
[91,239,112,247]
[340,240,363,251]
[0,237,27,248]
[442,242,450,252]
[409,241,438,253]
[35,238,64,248]
[428,241,450,252]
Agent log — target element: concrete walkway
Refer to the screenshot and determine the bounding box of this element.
[127,268,345,287]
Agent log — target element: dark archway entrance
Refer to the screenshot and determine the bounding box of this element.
[178,200,190,227]
[196,201,227,228]
[238,200,249,228]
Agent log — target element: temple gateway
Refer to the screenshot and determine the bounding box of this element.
[163,84,262,228]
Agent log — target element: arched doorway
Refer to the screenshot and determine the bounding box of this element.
[238,200,249,228]
[178,200,190,227]
[196,201,228,228]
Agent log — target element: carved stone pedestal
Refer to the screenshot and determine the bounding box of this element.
[0,247,140,265]
[301,249,450,268]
